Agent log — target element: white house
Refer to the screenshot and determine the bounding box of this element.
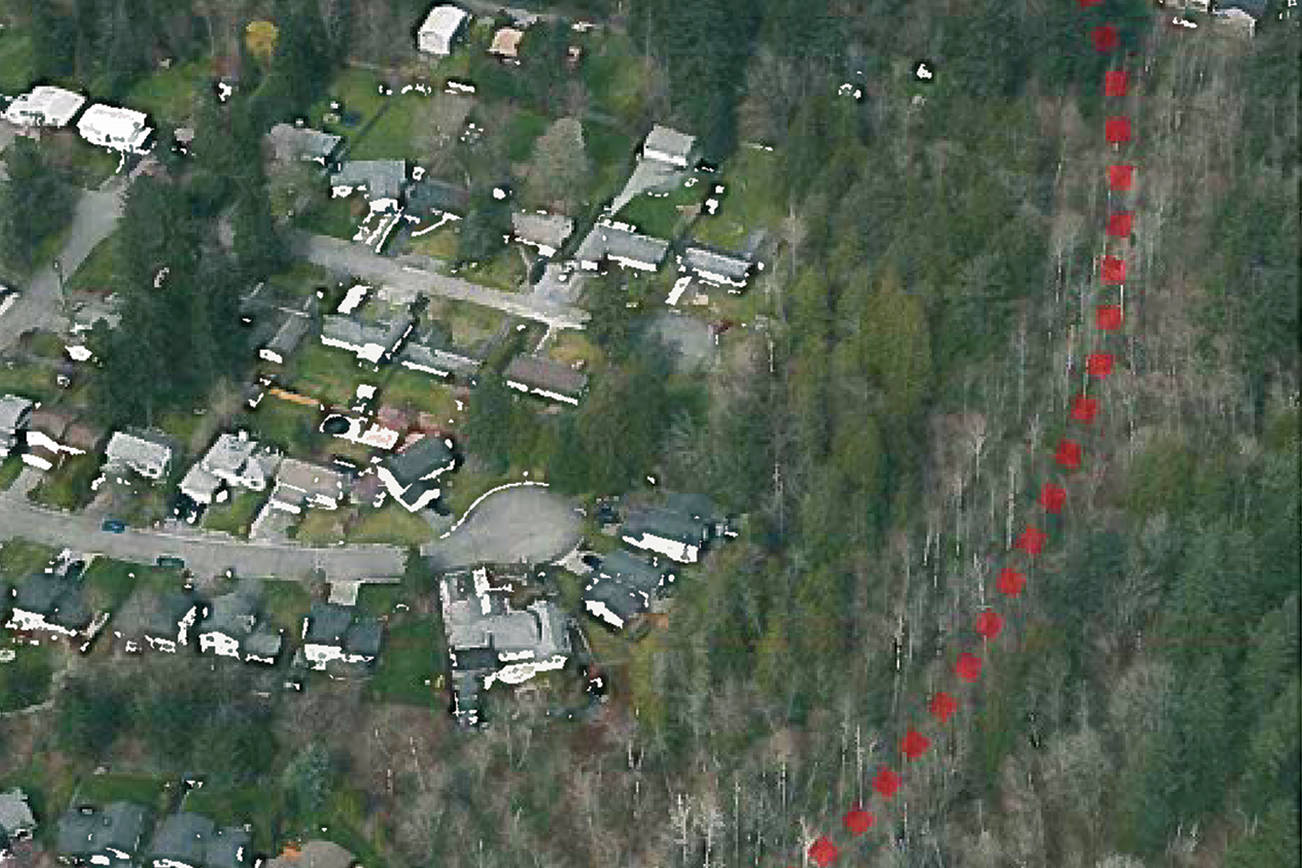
[103,430,173,483]
[417,4,469,55]
[268,458,349,514]
[0,393,34,460]
[77,103,153,154]
[4,85,86,128]
[641,124,697,169]
[180,432,279,505]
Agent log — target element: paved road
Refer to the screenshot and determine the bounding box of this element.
[0,176,129,351]
[295,232,589,330]
[422,484,581,568]
[0,489,406,581]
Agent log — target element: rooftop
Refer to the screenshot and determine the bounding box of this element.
[4,85,86,128]
[643,124,697,162]
[266,123,342,163]
[511,211,575,252]
[331,160,407,202]
[0,393,33,431]
[381,435,455,488]
[575,222,670,268]
[503,354,588,399]
[148,813,214,866]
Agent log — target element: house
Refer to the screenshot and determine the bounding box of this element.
[641,124,697,169]
[510,211,574,258]
[582,549,676,630]
[0,788,36,857]
[575,221,670,272]
[377,435,457,512]
[504,354,588,405]
[300,602,384,672]
[56,803,147,868]
[620,507,712,564]
[203,828,251,868]
[5,573,93,638]
[488,27,525,63]
[439,566,571,726]
[259,313,311,365]
[0,393,34,460]
[264,841,356,868]
[4,85,86,129]
[180,433,280,506]
[679,245,753,289]
[269,458,349,514]
[320,296,415,366]
[397,327,485,381]
[148,813,215,868]
[76,103,153,154]
[196,591,283,664]
[405,178,471,217]
[140,590,202,653]
[330,160,407,211]
[103,429,174,483]
[417,4,469,55]
[23,409,101,472]
[265,123,343,165]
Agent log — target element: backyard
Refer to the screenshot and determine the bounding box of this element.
[0,642,55,712]
[122,59,208,127]
[365,617,442,708]
[687,145,782,252]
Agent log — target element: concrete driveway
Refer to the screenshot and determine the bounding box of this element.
[422,484,581,568]
[0,492,406,581]
[295,232,589,330]
[0,177,128,351]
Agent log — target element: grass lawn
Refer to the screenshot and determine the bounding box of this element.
[286,343,375,405]
[37,131,120,191]
[266,262,334,297]
[547,330,603,370]
[66,234,119,295]
[365,617,441,707]
[201,490,267,539]
[260,580,311,633]
[428,296,506,348]
[616,174,704,240]
[0,454,23,490]
[122,59,208,126]
[580,32,647,123]
[457,246,526,292]
[311,68,389,136]
[354,583,407,618]
[407,224,460,259]
[182,785,279,853]
[504,108,548,162]
[378,368,459,420]
[583,121,636,205]
[26,453,98,511]
[293,508,348,546]
[346,505,432,547]
[81,559,182,612]
[689,146,782,252]
[0,360,58,402]
[345,95,432,162]
[295,194,364,241]
[0,539,54,580]
[73,773,167,811]
[0,26,34,93]
[241,397,319,457]
[0,642,55,712]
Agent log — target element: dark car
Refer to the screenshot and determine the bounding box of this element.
[156,555,186,570]
[595,503,620,525]
[580,553,602,570]
[101,519,127,534]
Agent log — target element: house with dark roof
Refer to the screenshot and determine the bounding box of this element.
[5,573,93,638]
[397,327,485,382]
[299,602,384,673]
[0,788,36,857]
[377,435,457,512]
[503,354,588,406]
[203,827,251,868]
[56,803,148,868]
[330,160,408,211]
[575,221,670,273]
[320,296,415,367]
[258,313,310,365]
[620,507,711,564]
[148,813,214,868]
[582,550,676,630]
[405,179,471,217]
[196,592,283,665]
[141,590,202,654]
[678,245,754,289]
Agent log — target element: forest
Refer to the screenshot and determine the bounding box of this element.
[0,0,1297,866]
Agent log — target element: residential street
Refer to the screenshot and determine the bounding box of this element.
[294,232,589,330]
[0,174,129,351]
[422,483,581,568]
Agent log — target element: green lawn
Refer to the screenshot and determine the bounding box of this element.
[0,539,54,581]
[407,224,460,259]
[0,642,55,712]
[345,96,433,162]
[346,505,432,547]
[66,234,119,295]
[310,68,389,136]
[287,343,374,405]
[355,583,408,618]
[294,508,347,546]
[0,26,33,92]
[202,490,267,539]
[122,60,208,126]
[505,108,548,162]
[241,398,319,457]
[182,785,279,853]
[81,559,181,612]
[366,617,442,707]
[0,361,58,402]
[580,32,646,123]
[74,773,167,812]
[0,454,23,490]
[458,246,526,292]
[689,146,782,252]
[294,194,363,241]
[260,580,310,633]
[378,368,459,420]
[26,453,98,511]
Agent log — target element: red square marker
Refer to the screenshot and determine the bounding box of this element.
[1101,255,1127,283]
[1086,353,1114,377]
[997,567,1026,596]
[1106,116,1131,144]
[1015,527,1048,556]
[901,729,931,760]
[929,691,959,723]
[1055,439,1082,469]
[1071,395,1099,423]
[975,610,1004,639]
[809,838,839,867]
[1097,305,1124,330]
[1040,483,1067,513]
[956,652,983,682]
[843,806,874,837]
[1092,25,1119,51]
[1077,0,1102,6]
[1108,164,1135,190]
[873,767,902,799]
[1104,69,1128,97]
[1107,212,1133,237]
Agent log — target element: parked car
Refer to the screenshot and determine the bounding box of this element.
[156,555,186,569]
[101,518,127,533]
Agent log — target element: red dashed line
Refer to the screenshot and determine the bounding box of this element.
[788,5,1136,864]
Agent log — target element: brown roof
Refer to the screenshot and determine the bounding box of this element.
[27,406,74,438]
[504,354,588,398]
[65,422,106,452]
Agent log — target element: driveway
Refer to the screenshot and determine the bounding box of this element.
[0,493,406,581]
[295,232,589,330]
[421,484,581,568]
[0,176,129,351]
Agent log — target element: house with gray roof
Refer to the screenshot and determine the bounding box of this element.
[641,124,698,169]
[180,433,281,506]
[148,813,215,868]
[320,296,415,366]
[575,221,670,273]
[5,573,93,638]
[377,435,457,512]
[103,429,174,484]
[0,788,36,857]
[196,591,283,665]
[203,827,250,868]
[503,354,588,406]
[440,566,571,726]
[405,179,471,216]
[141,590,202,654]
[330,160,407,210]
[0,393,34,460]
[299,602,384,673]
[621,507,712,564]
[510,211,575,258]
[56,803,147,868]
[678,245,754,289]
[268,458,350,514]
[266,123,342,165]
[258,313,311,365]
[582,550,676,631]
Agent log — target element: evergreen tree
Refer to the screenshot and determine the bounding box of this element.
[465,372,512,473]
[0,138,74,273]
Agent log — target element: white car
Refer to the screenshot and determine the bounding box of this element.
[0,287,19,317]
